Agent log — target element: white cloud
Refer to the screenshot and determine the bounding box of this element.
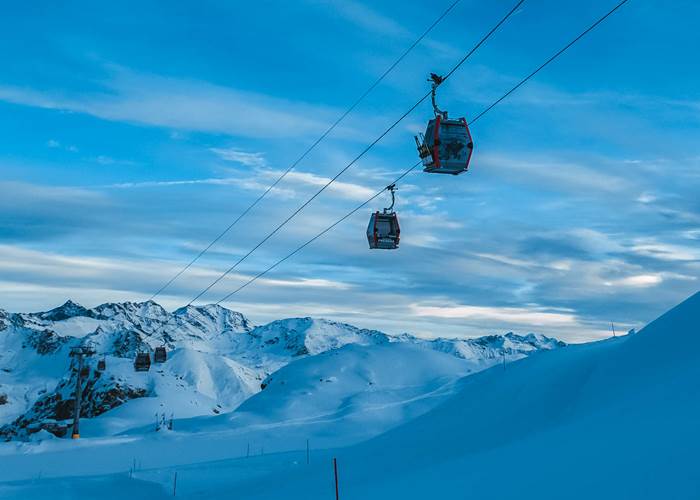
[411,303,580,328]
[0,180,105,206]
[683,229,700,240]
[105,178,242,189]
[474,252,571,272]
[630,240,700,262]
[569,228,624,254]
[636,192,657,204]
[278,170,375,200]
[95,155,138,166]
[604,274,663,288]
[0,244,351,313]
[46,139,78,152]
[210,148,268,168]
[0,65,348,140]
[259,277,351,290]
[479,153,632,195]
[313,0,408,38]
[103,167,375,202]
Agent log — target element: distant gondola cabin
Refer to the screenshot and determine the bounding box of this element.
[367,211,400,250]
[134,352,151,372]
[154,346,167,363]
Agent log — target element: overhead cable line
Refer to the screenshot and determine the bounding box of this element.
[214,0,631,302]
[470,0,630,124]
[149,0,465,302]
[215,162,423,303]
[188,0,526,305]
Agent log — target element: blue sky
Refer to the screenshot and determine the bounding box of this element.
[1,0,698,342]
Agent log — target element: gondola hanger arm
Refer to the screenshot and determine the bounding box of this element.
[429,73,448,119]
[385,184,397,212]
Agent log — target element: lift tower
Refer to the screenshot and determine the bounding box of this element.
[69,346,94,439]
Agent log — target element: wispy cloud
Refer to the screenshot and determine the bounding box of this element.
[309,0,408,38]
[411,302,580,328]
[94,155,139,166]
[630,240,700,262]
[479,153,632,195]
[604,274,663,288]
[210,148,268,168]
[0,65,349,140]
[0,180,107,215]
[474,252,570,272]
[276,170,376,200]
[103,168,375,201]
[46,139,78,152]
[636,192,657,204]
[260,277,352,290]
[105,178,241,189]
[0,244,351,312]
[683,229,700,240]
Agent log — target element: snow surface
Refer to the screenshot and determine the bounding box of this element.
[105,289,697,500]
[2,301,557,441]
[0,299,572,498]
[0,342,478,481]
[77,350,262,437]
[44,317,103,338]
[0,292,696,498]
[0,314,71,423]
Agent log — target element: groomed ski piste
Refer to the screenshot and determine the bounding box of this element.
[0,291,698,499]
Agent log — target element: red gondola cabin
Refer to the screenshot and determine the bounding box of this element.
[367,211,400,249]
[415,73,474,175]
[416,115,473,175]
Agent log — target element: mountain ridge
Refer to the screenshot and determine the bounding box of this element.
[0,299,565,440]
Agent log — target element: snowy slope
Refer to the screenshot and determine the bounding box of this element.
[185,290,700,500]
[0,298,567,497]
[0,291,692,499]
[162,342,472,448]
[0,309,73,424]
[0,340,482,485]
[0,301,263,439]
[76,349,263,437]
[0,299,563,449]
[1,300,561,440]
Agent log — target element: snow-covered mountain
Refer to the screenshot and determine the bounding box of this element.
[0,291,685,499]
[0,300,564,440]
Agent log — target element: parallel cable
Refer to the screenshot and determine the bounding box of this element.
[214,0,631,302]
[188,0,526,305]
[470,0,629,124]
[149,0,465,301]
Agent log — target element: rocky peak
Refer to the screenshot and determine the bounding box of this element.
[36,300,91,322]
[92,300,167,321]
[0,309,9,331]
[174,304,252,335]
[249,317,391,357]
